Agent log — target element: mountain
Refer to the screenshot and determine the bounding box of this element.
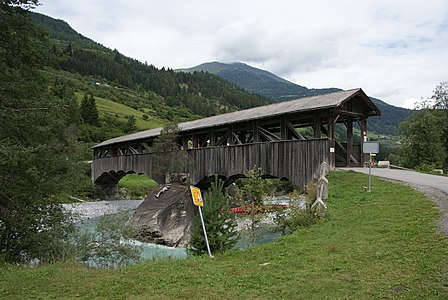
[28,12,271,127]
[178,62,412,135]
[178,62,340,101]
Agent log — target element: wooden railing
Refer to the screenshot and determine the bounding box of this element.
[92,139,329,188]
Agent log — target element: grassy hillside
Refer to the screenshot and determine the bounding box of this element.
[74,92,164,130]
[2,171,447,298]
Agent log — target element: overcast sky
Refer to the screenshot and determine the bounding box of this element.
[36,0,448,108]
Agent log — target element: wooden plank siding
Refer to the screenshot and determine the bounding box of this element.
[92,139,329,188]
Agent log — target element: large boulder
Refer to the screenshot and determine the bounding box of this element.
[128,184,197,247]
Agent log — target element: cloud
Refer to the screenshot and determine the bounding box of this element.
[36,0,448,107]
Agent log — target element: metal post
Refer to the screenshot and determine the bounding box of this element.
[198,206,213,258]
[368,156,372,192]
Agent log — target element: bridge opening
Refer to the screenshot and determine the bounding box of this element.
[118,173,158,199]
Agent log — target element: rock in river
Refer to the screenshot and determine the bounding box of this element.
[127,184,197,247]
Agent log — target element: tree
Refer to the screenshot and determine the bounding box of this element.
[151,123,188,183]
[400,82,448,170]
[80,93,99,126]
[124,115,137,133]
[0,2,76,263]
[189,177,238,255]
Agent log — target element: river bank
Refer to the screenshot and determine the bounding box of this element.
[62,200,143,222]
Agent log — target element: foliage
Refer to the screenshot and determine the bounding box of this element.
[124,115,137,133]
[80,93,100,126]
[272,183,325,234]
[117,174,158,198]
[2,172,448,298]
[28,12,271,122]
[73,212,142,268]
[400,82,448,170]
[189,177,238,256]
[238,166,269,205]
[152,123,189,183]
[234,166,270,244]
[0,3,77,263]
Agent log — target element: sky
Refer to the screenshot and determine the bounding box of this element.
[35,0,448,108]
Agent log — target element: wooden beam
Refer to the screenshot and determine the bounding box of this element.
[232,132,243,144]
[346,118,353,167]
[216,130,231,146]
[258,126,281,141]
[313,115,321,138]
[328,113,335,169]
[253,122,260,142]
[286,122,305,140]
[280,117,288,140]
[192,134,198,149]
[333,109,364,118]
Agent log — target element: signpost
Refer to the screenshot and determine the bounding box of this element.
[363,142,379,192]
[190,186,212,258]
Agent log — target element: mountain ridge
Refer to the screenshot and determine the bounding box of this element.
[178,62,412,135]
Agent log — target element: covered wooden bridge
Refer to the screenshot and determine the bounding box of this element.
[92,88,380,194]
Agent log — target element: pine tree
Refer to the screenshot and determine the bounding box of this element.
[152,123,188,183]
[189,177,239,255]
[80,93,99,126]
[0,2,75,263]
[124,115,137,133]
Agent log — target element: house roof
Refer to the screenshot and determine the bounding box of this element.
[93,88,380,148]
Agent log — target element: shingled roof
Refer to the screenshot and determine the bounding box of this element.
[94,88,379,148]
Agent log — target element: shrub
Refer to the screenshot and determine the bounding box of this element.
[189,177,239,256]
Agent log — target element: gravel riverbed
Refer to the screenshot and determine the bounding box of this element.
[62,200,143,222]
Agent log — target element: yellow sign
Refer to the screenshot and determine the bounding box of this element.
[369,153,377,157]
[190,186,203,207]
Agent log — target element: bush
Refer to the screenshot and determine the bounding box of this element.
[189,177,239,256]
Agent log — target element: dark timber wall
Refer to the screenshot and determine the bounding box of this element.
[93,139,329,188]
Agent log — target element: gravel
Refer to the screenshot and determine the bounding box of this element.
[62,200,143,222]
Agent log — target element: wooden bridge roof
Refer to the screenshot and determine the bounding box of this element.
[94,88,380,148]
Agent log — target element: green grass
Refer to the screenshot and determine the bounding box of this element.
[1,171,447,299]
[118,173,158,198]
[75,92,165,130]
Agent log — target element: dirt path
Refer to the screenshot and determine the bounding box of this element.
[342,168,448,234]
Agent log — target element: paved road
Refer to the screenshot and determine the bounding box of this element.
[343,167,448,195]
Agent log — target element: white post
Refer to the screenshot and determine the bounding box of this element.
[198,206,212,258]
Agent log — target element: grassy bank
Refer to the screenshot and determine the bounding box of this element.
[118,173,158,198]
[1,171,447,299]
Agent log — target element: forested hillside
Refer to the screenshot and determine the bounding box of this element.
[180,62,412,136]
[29,12,270,120]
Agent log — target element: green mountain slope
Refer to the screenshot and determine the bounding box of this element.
[179,62,412,135]
[29,12,271,127]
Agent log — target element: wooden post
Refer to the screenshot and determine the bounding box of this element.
[209,129,216,146]
[253,122,260,143]
[313,114,321,138]
[228,126,235,145]
[280,117,288,140]
[192,134,198,149]
[328,113,335,169]
[182,137,189,150]
[346,117,353,167]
